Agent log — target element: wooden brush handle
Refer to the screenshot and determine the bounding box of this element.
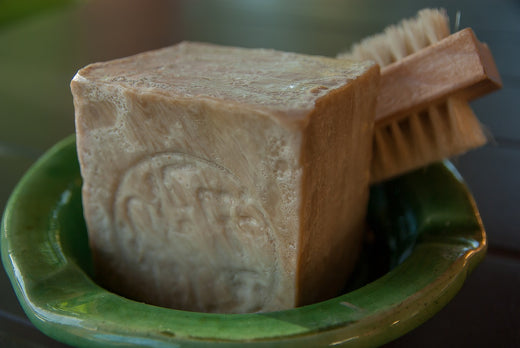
[376,28,502,126]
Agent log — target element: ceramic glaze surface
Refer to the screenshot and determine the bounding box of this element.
[1,135,486,347]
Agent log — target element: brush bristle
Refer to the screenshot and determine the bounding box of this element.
[370,97,487,183]
[338,9,450,66]
[338,8,488,182]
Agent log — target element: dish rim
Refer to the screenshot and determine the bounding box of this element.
[1,135,487,347]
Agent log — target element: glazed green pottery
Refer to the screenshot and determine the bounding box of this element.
[1,135,486,347]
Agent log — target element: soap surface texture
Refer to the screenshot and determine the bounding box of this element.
[71,42,379,313]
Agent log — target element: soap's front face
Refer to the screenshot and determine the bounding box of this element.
[72,42,377,313]
[74,87,303,312]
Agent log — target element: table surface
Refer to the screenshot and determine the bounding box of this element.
[1,0,519,347]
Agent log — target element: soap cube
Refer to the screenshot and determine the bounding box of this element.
[71,42,379,313]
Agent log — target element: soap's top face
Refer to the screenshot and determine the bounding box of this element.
[73,41,374,118]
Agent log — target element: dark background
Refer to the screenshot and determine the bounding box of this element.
[1,0,519,346]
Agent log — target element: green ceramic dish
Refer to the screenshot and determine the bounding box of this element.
[1,135,486,347]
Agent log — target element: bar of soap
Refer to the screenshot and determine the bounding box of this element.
[71,42,379,313]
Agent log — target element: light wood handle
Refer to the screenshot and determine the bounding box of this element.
[376,28,502,126]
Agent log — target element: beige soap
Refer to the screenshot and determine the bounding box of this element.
[71,42,379,313]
